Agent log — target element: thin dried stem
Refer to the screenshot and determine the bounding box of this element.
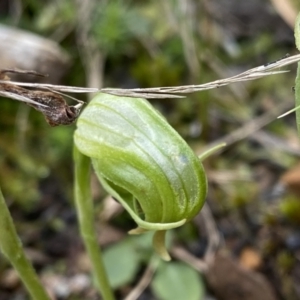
[171,246,208,272]
[124,256,159,300]
[1,53,300,101]
[198,97,294,155]
[201,203,221,264]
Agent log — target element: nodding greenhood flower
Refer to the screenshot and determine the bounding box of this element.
[74,93,221,260]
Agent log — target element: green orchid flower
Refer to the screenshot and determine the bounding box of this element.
[74,93,220,260]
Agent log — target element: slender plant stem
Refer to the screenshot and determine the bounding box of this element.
[295,62,300,134]
[294,13,300,135]
[0,187,50,300]
[74,145,115,300]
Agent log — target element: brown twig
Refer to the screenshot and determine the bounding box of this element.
[197,97,295,155]
[171,245,208,272]
[124,257,159,300]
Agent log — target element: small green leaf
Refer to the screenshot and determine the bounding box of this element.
[151,262,205,300]
[103,240,140,289]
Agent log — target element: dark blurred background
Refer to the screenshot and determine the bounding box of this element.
[1,0,300,299]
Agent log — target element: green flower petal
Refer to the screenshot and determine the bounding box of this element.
[74,93,208,259]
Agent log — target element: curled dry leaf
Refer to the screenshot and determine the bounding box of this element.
[0,69,84,126]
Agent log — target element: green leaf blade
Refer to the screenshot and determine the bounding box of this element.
[103,240,140,289]
[151,262,205,300]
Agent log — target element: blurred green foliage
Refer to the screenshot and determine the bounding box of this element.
[92,1,150,54]
[1,0,300,298]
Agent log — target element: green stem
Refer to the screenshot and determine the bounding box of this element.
[0,187,50,300]
[198,143,226,161]
[294,13,300,136]
[73,145,115,300]
[295,62,300,135]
